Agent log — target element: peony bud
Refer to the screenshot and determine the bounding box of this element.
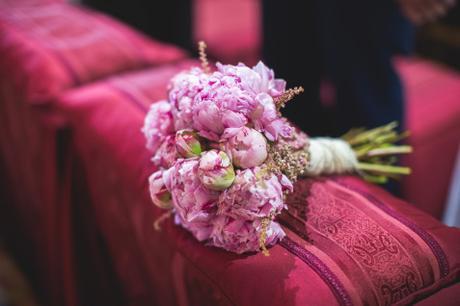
[175,129,202,158]
[198,150,235,191]
[149,171,173,209]
[228,127,268,169]
[152,135,177,168]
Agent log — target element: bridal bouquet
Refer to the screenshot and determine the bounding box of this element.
[143,42,411,255]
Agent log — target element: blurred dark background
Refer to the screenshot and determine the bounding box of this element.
[81,0,460,70]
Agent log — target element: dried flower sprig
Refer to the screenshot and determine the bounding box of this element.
[259,216,271,256]
[259,211,276,256]
[274,86,304,109]
[268,144,309,181]
[153,210,173,231]
[198,41,211,74]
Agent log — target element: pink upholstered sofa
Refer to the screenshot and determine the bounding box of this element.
[1,1,459,306]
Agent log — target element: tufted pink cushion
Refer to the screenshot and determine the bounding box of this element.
[0,1,186,106]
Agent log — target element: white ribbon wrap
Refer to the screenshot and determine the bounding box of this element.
[306,137,358,176]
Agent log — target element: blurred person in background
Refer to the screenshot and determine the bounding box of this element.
[83,0,456,137]
[263,0,456,136]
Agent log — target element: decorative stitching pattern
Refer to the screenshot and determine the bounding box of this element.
[305,182,423,305]
[333,178,449,278]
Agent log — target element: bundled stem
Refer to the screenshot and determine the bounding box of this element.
[342,122,412,184]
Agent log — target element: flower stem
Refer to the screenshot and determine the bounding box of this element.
[357,163,411,175]
[342,121,413,183]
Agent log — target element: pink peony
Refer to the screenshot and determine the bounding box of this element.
[148,170,172,209]
[175,129,202,158]
[252,61,286,97]
[192,89,248,141]
[251,93,293,141]
[167,61,291,142]
[142,101,174,152]
[278,128,309,150]
[209,216,285,254]
[165,159,220,226]
[223,127,268,169]
[215,61,286,97]
[168,67,208,130]
[218,167,293,220]
[198,150,235,191]
[151,135,177,169]
[174,210,216,242]
[192,100,226,140]
[144,61,303,254]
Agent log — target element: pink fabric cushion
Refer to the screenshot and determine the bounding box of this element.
[0,4,184,305]
[397,58,460,218]
[0,50,82,306]
[0,94,63,305]
[415,283,460,306]
[0,1,186,106]
[53,63,460,306]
